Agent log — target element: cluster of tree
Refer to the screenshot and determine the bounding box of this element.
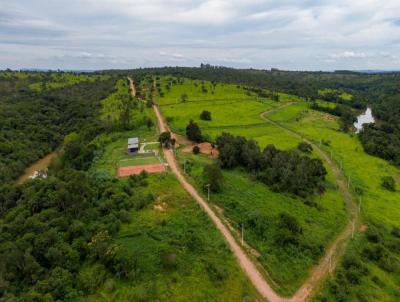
[158,131,176,148]
[310,102,356,132]
[200,110,212,121]
[358,95,400,165]
[216,133,327,197]
[0,75,116,183]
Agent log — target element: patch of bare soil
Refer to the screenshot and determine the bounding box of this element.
[172,133,192,147]
[182,142,219,158]
[359,224,368,232]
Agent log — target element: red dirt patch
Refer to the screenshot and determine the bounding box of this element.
[118,163,166,177]
[183,142,219,158]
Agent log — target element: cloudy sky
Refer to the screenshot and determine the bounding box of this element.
[1,0,400,70]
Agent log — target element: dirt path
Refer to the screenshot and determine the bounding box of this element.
[153,105,287,302]
[127,77,136,97]
[260,104,359,301]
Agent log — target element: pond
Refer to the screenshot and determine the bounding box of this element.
[354,107,375,133]
[17,152,58,184]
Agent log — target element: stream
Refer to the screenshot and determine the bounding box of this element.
[17,152,58,184]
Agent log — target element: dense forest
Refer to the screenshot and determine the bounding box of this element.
[0,73,147,300]
[0,74,116,183]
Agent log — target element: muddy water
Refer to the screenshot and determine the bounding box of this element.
[17,151,58,184]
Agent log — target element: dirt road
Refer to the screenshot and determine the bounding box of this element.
[153,105,287,302]
[260,105,359,301]
[127,77,136,97]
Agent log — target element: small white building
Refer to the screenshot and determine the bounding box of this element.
[128,137,139,155]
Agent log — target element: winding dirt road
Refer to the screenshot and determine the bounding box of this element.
[133,77,357,302]
[260,104,359,301]
[128,77,136,97]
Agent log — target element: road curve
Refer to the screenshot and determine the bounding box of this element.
[260,105,359,301]
[153,104,288,302]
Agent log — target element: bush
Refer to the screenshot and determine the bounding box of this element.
[200,110,212,121]
[297,141,313,153]
[186,120,202,142]
[192,146,200,154]
[202,164,224,193]
[381,176,396,191]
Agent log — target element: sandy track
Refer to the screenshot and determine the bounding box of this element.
[127,77,136,97]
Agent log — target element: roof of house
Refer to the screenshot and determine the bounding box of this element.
[128,137,139,149]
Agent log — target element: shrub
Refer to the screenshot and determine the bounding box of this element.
[381,176,396,191]
[200,110,212,121]
[186,120,202,142]
[192,146,200,154]
[297,141,313,153]
[202,164,224,193]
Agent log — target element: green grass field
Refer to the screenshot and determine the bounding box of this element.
[29,73,110,91]
[155,77,350,295]
[318,88,353,101]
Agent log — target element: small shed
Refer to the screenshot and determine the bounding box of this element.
[128,137,139,155]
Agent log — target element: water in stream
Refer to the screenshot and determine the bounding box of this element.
[17,152,58,184]
[354,107,375,133]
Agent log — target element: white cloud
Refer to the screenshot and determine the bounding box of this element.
[0,0,400,70]
[330,51,368,59]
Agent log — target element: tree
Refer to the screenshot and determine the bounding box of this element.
[158,131,172,148]
[145,117,154,130]
[381,176,396,191]
[200,110,212,121]
[192,146,200,154]
[180,93,188,102]
[202,164,224,193]
[186,120,202,142]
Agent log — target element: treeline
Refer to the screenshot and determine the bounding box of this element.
[216,133,327,197]
[0,76,116,183]
[359,95,400,165]
[310,102,356,132]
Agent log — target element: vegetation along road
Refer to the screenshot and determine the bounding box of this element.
[260,104,360,301]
